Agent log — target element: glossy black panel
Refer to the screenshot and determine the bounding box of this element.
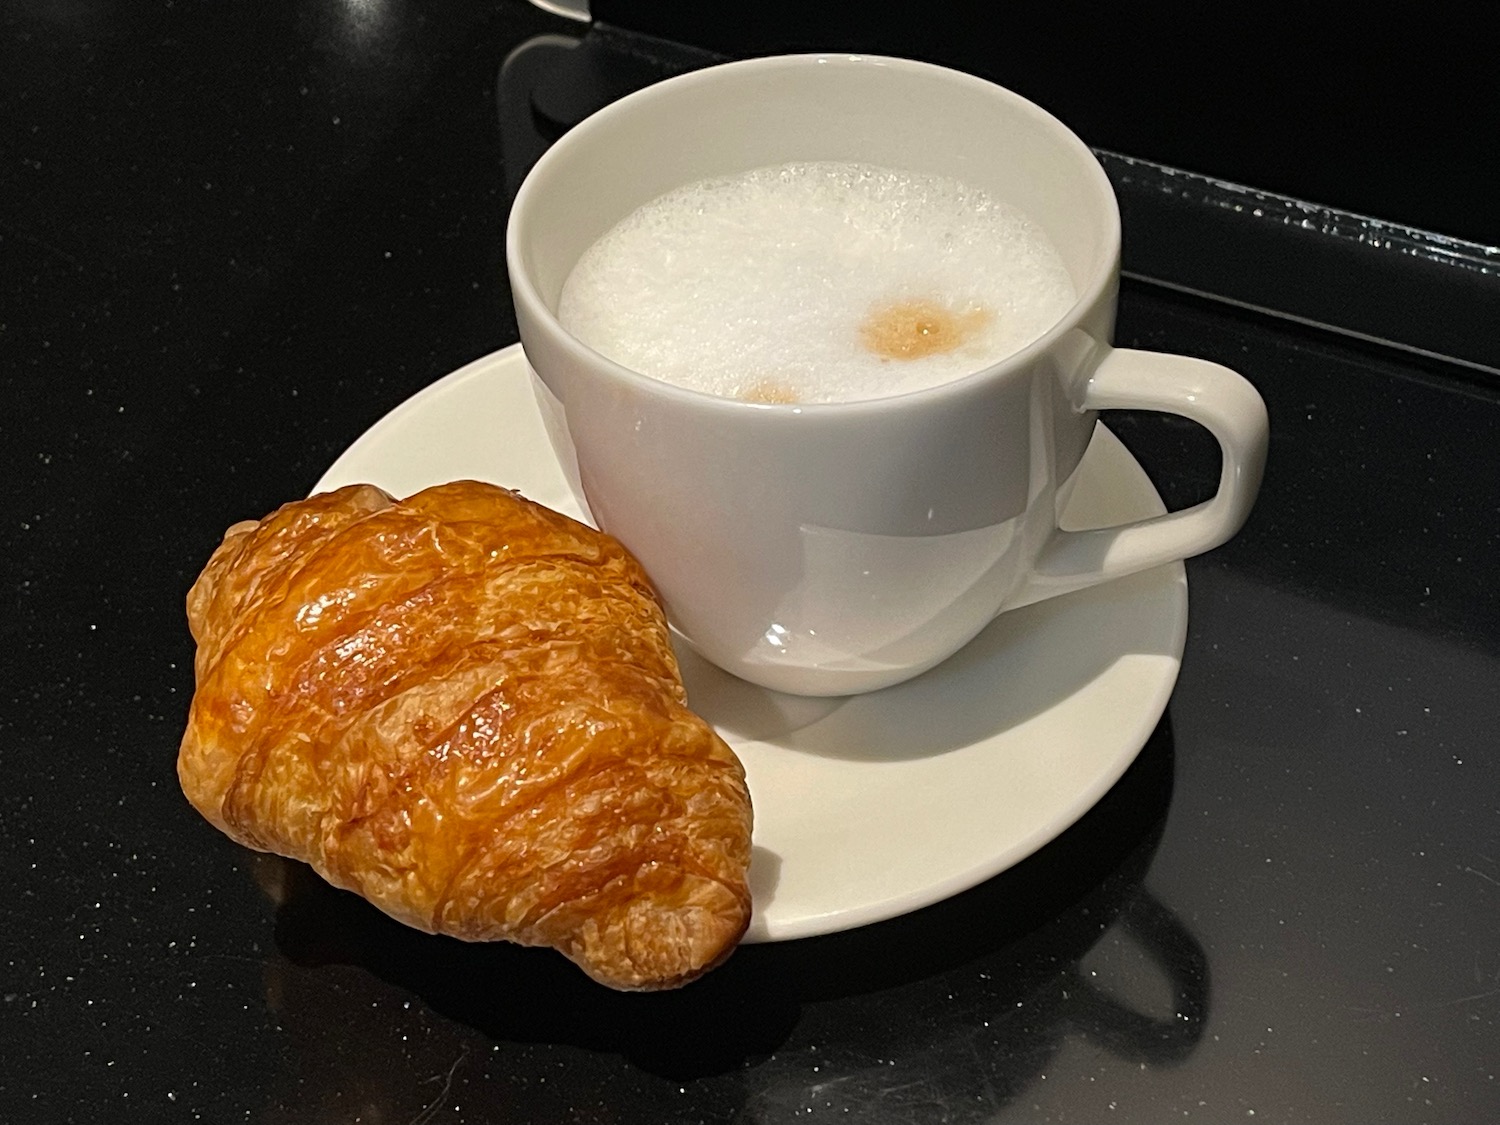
[590,1,1500,247]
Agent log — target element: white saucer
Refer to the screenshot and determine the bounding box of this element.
[315,345,1187,943]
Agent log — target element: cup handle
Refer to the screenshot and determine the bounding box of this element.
[1009,347,1269,609]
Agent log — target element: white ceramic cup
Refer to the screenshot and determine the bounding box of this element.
[506,54,1268,697]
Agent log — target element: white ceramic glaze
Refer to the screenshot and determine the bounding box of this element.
[314,346,1187,940]
[506,54,1265,697]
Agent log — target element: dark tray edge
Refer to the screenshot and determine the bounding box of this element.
[1104,151,1500,380]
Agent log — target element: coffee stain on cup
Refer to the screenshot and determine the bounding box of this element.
[739,378,800,404]
[859,298,993,361]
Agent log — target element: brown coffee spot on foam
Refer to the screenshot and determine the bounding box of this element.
[738,378,800,404]
[859,298,993,361]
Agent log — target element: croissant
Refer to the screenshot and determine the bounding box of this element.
[178,480,753,990]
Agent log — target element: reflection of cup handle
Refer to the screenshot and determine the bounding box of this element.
[1011,348,1269,608]
[1061,888,1210,1065]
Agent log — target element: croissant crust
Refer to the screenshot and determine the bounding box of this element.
[178,480,753,990]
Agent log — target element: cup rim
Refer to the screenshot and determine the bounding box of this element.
[506,52,1121,417]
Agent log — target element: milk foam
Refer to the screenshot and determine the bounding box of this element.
[557,162,1077,404]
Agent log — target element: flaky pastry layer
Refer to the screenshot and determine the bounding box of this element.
[178,480,752,989]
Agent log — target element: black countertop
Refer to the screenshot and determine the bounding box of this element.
[4,4,1498,1122]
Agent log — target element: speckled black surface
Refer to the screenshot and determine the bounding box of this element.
[4,4,1498,1122]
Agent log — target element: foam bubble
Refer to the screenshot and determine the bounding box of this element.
[557,162,1076,404]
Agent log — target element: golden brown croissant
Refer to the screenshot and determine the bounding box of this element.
[178,480,753,990]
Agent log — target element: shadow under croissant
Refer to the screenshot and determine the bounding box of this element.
[262,715,1205,1084]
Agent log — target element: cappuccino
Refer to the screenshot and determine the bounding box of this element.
[557,161,1076,404]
